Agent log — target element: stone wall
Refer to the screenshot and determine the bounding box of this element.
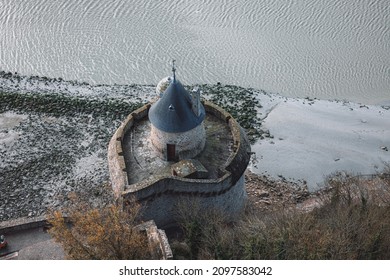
[150,123,206,160]
[107,103,150,198]
[135,220,173,259]
[0,216,48,234]
[0,216,172,260]
[107,100,251,228]
[203,100,251,185]
[124,174,246,228]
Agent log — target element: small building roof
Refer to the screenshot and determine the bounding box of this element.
[148,79,205,133]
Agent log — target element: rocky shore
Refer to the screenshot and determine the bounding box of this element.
[245,170,311,212]
[0,72,268,222]
[1,72,388,223]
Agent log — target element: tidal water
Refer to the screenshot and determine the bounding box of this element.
[0,0,389,104]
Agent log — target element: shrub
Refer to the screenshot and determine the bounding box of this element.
[172,171,390,259]
[47,196,150,260]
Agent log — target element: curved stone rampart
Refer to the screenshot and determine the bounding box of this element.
[129,175,246,228]
[107,103,150,198]
[203,100,251,184]
[123,172,231,201]
[107,100,251,227]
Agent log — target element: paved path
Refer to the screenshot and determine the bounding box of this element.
[0,227,64,260]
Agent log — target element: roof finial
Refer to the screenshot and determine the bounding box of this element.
[172,59,176,82]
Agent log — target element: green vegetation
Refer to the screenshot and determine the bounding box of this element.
[0,89,136,220]
[1,83,264,142]
[0,91,143,119]
[172,171,390,259]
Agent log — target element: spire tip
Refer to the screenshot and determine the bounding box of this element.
[172,59,176,82]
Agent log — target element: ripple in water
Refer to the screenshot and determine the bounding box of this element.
[0,0,389,104]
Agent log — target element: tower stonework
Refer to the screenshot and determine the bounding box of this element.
[150,124,206,161]
[148,76,206,161]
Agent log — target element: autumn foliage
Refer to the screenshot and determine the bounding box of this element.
[47,197,150,260]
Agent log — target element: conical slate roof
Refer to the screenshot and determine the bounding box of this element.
[148,79,205,133]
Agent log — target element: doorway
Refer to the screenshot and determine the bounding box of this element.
[167,144,176,161]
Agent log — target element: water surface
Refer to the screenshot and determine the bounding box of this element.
[0,0,389,104]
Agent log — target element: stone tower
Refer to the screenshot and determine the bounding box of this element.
[108,62,251,228]
[148,64,206,161]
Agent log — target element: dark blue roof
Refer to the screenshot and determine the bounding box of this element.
[148,80,205,133]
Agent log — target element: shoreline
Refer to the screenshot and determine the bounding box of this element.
[2,70,390,106]
[0,72,389,222]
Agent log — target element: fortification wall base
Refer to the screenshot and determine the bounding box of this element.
[132,174,247,228]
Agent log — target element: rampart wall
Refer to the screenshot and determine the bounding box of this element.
[107,103,151,198]
[107,100,251,228]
